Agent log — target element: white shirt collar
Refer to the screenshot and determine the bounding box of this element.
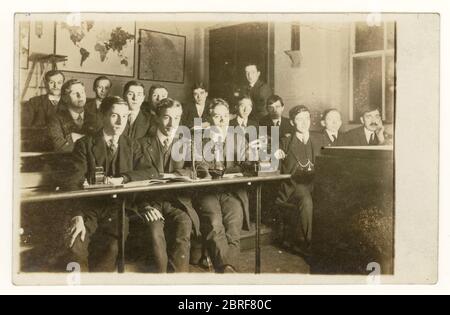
[325,129,338,142]
[196,103,206,116]
[157,129,175,147]
[48,94,60,101]
[237,116,248,127]
[103,131,119,146]
[364,127,375,144]
[68,109,84,121]
[272,118,281,126]
[296,132,310,144]
[95,98,103,109]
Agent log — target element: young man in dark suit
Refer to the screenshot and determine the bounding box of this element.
[344,105,387,146]
[124,98,198,273]
[142,84,169,116]
[63,96,144,272]
[85,76,112,130]
[242,63,273,121]
[229,95,259,128]
[259,95,293,141]
[314,108,345,147]
[123,81,153,140]
[48,79,98,152]
[195,98,250,273]
[274,105,322,257]
[181,82,211,129]
[22,70,66,128]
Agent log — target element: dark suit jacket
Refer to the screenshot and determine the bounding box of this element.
[259,115,293,141]
[243,80,272,121]
[85,98,104,131]
[22,94,64,128]
[65,131,144,227]
[313,130,345,148]
[123,110,153,140]
[125,135,201,236]
[181,100,211,129]
[343,126,380,146]
[48,108,98,152]
[276,133,322,205]
[196,130,251,231]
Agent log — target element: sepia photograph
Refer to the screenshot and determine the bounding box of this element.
[11,11,440,286]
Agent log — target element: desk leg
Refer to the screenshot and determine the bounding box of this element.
[255,183,262,274]
[118,198,126,273]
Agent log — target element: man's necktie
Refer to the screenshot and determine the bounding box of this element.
[75,114,84,127]
[369,133,377,145]
[276,121,280,127]
[163,138,170,153]
[109,140,118,155]
[332,135,337,143]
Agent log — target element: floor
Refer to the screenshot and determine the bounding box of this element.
[125,245,310,274]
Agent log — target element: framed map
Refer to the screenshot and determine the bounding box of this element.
[55,19,136,77]
[138,29,186,83]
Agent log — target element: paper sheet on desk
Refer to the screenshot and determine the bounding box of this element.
[123,179,169,188]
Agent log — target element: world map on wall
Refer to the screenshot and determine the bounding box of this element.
[56,20,135,77]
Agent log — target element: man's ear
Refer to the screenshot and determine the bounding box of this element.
[320,120,326,127]
[360,117,364,125]
[290,120,294,127]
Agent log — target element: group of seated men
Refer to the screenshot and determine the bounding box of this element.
[21,63,390,273]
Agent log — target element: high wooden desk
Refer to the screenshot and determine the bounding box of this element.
[21,174,291,273]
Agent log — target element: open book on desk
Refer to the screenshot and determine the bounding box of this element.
[123,179,169,188]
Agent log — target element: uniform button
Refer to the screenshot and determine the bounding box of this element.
[108,218,113,222]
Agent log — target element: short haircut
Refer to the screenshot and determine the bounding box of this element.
[321,108,341,121]
[99,96,128,115]
[289,105,310,121]
[236,94,253,108]
[154,98,183,117]
[244,62,260,71]
[266,94,284,107]
[93,76,112,90]
[209,98,230,114]
[123,81,145,96]
[44,70,65,83]
[148,84,168,97]
[192,82,208,92]
[61,79,84,96]
[359,104,381,117]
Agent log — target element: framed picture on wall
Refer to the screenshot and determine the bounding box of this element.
[138,29,186,83]
[55,16,136,77]
[19,21,30,69]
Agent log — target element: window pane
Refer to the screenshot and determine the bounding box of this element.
[355,22,384,53]
[387,22,396,49]
[353,57,382,120]
[385,55,395,123]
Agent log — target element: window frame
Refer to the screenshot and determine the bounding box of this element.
[349,21,396,123]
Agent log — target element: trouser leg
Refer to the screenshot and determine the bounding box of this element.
[198,193,229,270]
[164,202,193,273]
[220,193,244,270]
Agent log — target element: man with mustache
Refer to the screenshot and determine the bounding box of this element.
[195,98,250,273]
[48,79,97,152]
[22,70,66,128]
[123,81,153,140]
[86,76,112,130]
[344,105,387,146]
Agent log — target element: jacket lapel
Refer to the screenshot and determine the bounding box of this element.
[145,136,164,174]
